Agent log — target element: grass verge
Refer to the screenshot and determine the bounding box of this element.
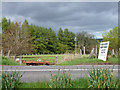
[2,56,20,65]
[17,78,89,88]
[59,57,118,65]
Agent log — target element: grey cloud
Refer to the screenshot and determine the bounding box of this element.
[2,2,118,38]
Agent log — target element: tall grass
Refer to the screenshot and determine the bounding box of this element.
[49,71,73,88]
[88,68,119,88]
[11,68,119,88]
[2,71,22,89]
[59,57,118,65]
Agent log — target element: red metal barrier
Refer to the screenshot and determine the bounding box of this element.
[22,60,50,65]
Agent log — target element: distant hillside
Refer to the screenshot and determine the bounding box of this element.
[96,38,103,42]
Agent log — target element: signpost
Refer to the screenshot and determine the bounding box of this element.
[98,41,109,61]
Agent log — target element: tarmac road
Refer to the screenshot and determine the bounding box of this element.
[1,65,120,82]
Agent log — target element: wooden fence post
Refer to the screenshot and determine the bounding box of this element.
[55,56,57,64]
[19,56,22,65]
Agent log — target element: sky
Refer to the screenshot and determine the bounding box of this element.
[2,2,118,38]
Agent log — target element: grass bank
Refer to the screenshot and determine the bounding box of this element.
[2,56,21,65]
[59,57,118,65]
[22,55,64,64]
[2,54,118,65]
[17,78,89,88]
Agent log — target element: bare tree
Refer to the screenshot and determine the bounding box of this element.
[2,21,33,59]
[76,31,96,54]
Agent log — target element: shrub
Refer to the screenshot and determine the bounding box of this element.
[88,54,96,59]
[2,71,22,89]
[88,68,119,88]
[49,71,73,88]
[111,54,117,58]
[2,56,19,65]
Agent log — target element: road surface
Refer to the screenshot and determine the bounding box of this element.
[1,65,120,82]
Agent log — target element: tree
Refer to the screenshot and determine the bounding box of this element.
[46,28,57,54]
[63,28,75,52]
[102,27,118,54]
[58,28,64,44]
[2,19,33,57]
[76,31,96,54]
[56,43,68,54]
[63,28,69,45]
[57,28,75,53]
[29,26,58,54]
[2,17,11,33]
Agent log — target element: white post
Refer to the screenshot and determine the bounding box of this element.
[7,50,10,58]
[1,50,2,56]
[88,48,94,58]
[111,49,115,56]
[96,45,97,58]
[83,47,85,55]
[80,49,82,56]
[92,48,95,54]
[13,55,16,61]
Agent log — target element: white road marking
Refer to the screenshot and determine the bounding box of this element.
[1,68,119,71]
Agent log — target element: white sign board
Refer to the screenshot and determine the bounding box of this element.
[98,41,109,61]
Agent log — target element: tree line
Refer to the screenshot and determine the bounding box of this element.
[1,17,102,56]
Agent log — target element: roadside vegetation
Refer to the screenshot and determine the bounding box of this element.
[2,68,119,89]
[59,57,118,65]
[2,71,22,89]
[2,56,20,65]
[21,54,64,64]
[18,78,89,88]
[1,55,118,65]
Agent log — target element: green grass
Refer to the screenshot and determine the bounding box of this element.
[72,78,89,88]
[2,56,21,65]
[22,55,64,64]
[18,81,50,88]
[17,77,119,88]
[2,54,118,65]
[17,78,88,88]
[59,57,118,65]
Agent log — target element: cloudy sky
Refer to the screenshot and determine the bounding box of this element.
[2,2,118,38]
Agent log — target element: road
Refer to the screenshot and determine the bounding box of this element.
[1,65,120,82]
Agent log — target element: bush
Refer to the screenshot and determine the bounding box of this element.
[88,54,96,59]
[2,71,22,89]
[49,71,73,88]
[88,68,119,88]
[2,56,20,65]
[111,54,117,58]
